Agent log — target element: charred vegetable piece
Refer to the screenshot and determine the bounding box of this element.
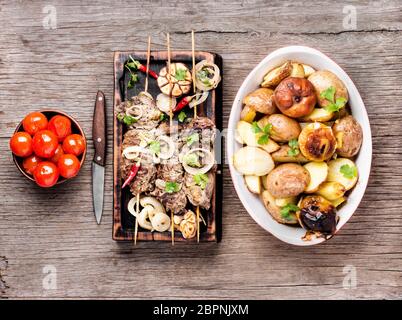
[297,195,337,235]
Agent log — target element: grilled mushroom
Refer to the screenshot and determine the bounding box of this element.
[157,62,192,97]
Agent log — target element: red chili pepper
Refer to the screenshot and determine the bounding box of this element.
[131,59,158,79]
[122,163,140,189]
[174,96,192,112]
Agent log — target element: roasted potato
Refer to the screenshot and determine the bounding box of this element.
[290,63,305,78]
[265,163,310,198]
[299,108,334,122]
[274,77,317,118]
[243,88,277,115]
[303,162,328,193]
[316,181,346,200]
[302,64,316,77]
[271,145,309,163]
[308,70,348,108]
[298,123,337,161]
[261,61,292,88]
[330,196,346,208]
[297,195,337,235]
[275,196,297,207]
[244,175,261,194]
[240,104,257,123]
[233,146,275,176]
[261,190,298,225]
[327,158,358,190]
[332,115,363,157]
[236,121,280,153]
[258,114,301,143]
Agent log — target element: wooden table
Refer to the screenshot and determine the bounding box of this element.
[1,0,401,299]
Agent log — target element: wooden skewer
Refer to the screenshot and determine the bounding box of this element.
[191,30,201,243]
[167,33,173,130]
[144,35,151,93]
[191,30,197,118]
[134,36,152,246]
[166,32,175,246]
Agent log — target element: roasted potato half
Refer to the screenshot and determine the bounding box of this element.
[316,181,346,200]
[302,64,316,77]
[258,114,301,143]
[261,190,299,225]
[265,163,310,198]
[243,88,277,115]
[308,70,348,108]
[300,108,334,122]
[298,123,337,161]
[261,61,292,88]
[271,145,309,163]
[332,115,363,157]
[327,158,358,190]
[303,161,328,193]
[240,104,257,123]
[236,121,280,153]
[244,175,262,194]
[233,146,275,176]
[290,63,305,78]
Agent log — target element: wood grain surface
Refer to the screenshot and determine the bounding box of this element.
[1,0,402,299]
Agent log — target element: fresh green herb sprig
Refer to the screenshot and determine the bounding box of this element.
[186,133,199,146]
[117,114,137,126]
[149,141,160,155]
[280,204,299,220]
[287,138,300,157]
[165,181,180,193]
[175,69,187,81]
[193,173,209,190]
[178,111,187,123]
[252,122,273,145]
[340,164,357,179]
[320,86,347,113]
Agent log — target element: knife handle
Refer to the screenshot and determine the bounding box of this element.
[93,91,106,167]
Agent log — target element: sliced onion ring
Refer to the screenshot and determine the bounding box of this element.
[125,104,143,120]
[195,60,221,92]
[181,148,214,175]
[188,91,209,109]
[122,146,146,160]
[127,197,140,217]
[156,135,175,160]
[156,93,177,113]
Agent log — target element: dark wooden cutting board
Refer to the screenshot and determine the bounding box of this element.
[113,50,222,242]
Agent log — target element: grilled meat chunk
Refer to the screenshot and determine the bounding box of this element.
[116,92,161,130]
[121,129,157,194]
[183,172,214,210]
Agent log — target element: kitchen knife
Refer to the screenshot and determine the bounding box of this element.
[92,91,106,225]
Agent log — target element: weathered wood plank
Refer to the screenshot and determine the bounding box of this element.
[1,0,402,299]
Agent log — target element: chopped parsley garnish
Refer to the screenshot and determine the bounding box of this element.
[183,153,201,167]
[287,138,300,157]
[320,86,347,113]
[149,141,160,155]
[251,122,273,145]
[160,113,168,121]
[193,173,209,190]
[127,72,139,89]
[340,164,357,179]
[280,204,299,220]
[165,181,180,193]
[178,111,187,123]
[175,68,187,81]
[186,133,199,146]
[117,114,137,126]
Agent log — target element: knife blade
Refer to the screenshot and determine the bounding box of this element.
[92,91,106,225]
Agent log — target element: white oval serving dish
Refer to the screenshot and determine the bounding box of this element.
[227,46,372,246]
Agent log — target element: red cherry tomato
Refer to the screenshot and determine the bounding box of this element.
[62,134,86,156]
[22,112,48,135]
[50,144,64,164]
[32,130,58,158]
[48,115,72,142]
[33,161,59,187]
[22,154,42,175]
[57,154,81,179]
[10,132,33,157]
